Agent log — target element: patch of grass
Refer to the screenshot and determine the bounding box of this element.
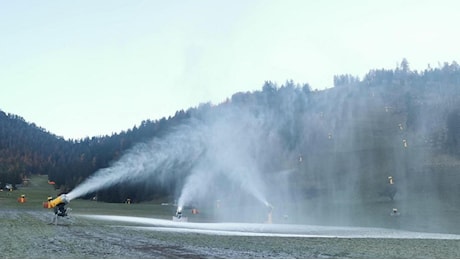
[0,175,56,209]
[1,175,180,219]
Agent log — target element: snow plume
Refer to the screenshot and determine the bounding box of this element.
[67,79,460,229]
[66,122,206,201]
[66,102,286,211]
[66,84,315,225]
[177,107,271,210]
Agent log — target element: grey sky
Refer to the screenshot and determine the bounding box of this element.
[1,0,459,139]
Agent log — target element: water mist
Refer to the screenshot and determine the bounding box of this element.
[67,104,277,223]
[66,79,457,231]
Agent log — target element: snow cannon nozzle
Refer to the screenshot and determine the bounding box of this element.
[60,194,69,204]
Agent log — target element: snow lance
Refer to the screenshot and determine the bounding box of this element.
[172,206,188,222]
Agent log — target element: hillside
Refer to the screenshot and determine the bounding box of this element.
[1,60,460,208]
[0,107,191,197]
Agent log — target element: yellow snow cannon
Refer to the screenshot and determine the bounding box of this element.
[43,194,69,209]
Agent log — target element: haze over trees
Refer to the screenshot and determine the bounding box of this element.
[1,60,460,204]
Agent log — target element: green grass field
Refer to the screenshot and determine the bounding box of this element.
[0,175,180,219]
[1,175,55,209]
[1,175,459,258]
[2,174,460,233]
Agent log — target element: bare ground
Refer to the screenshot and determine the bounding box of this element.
[1,209,460,259]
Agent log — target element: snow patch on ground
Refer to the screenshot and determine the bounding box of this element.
[78,214,460,240]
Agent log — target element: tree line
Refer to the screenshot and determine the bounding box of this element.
[1,59,460,202]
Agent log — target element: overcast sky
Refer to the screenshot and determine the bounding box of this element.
[1,0,459,139]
